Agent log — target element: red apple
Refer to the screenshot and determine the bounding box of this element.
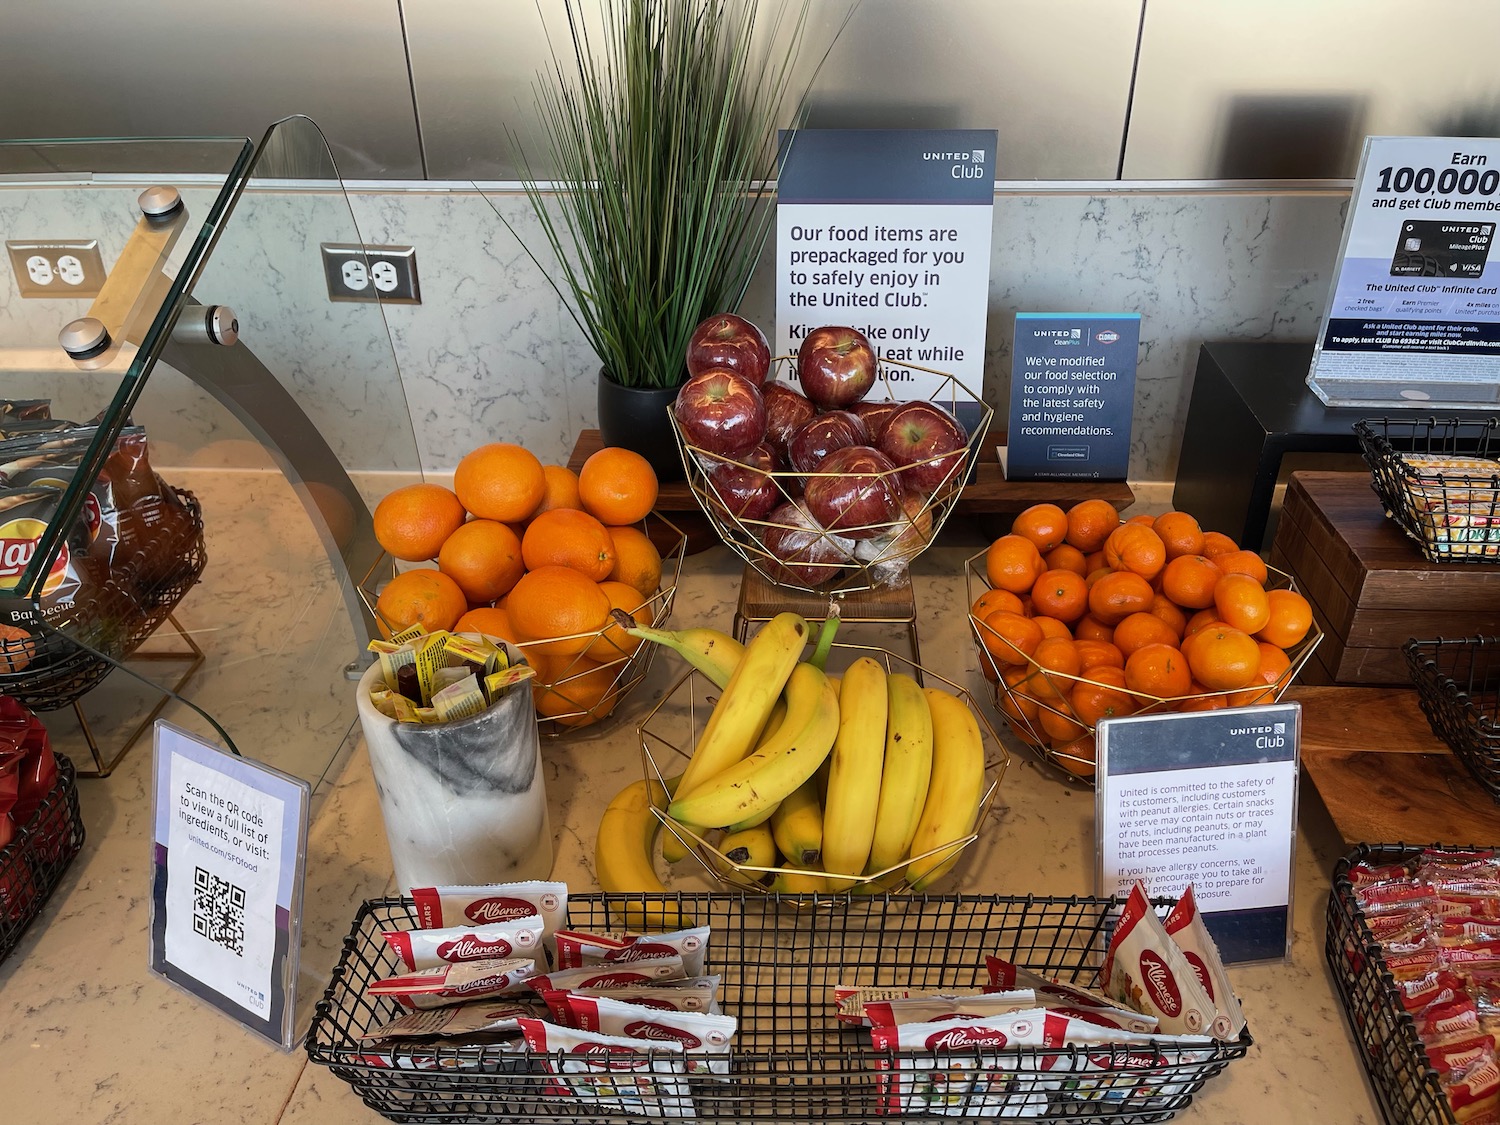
[855,491,936,566]
[760,499,856,588]
[686,313,771,387]
[762,380,817,464]
[706,442,782,523]
[877,400,969,496]
[787,410,870,475]
[674,369,767,457]
[852,398,902,443]
[803,445,904,540]
[797,326,877,409]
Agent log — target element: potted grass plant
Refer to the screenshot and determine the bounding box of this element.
[511,0,819,479]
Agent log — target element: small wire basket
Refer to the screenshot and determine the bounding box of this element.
[671,360,992,595]
[307,891,1250,1125]
[1355,417,1500,564]
[1402,636,1500,800]
[635,642,1009,895]
[0,753,85,965]
[964,553,1322,784]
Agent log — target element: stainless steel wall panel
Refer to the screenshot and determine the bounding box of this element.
[1124,0,1500,180]
[0,0,422,179]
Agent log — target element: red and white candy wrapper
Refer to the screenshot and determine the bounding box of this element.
[556,993,738,1076]
[1099,884,1224,1038]
[1162,885,1246,1040]
[543,976,722,1016]
[528,956,686,994]
[869,1010,1060,1118]
[517,1018,694,1119]
[834,985,965,1027]
[368,957,537,1009]
[410,880,568,946]
[360,999,540,1040]
[984,957,1159,1035]
[383,915,543,971]
[1442,1053,1500,1124]
[555,926,711,977]
[863,991,1038,1029]
[1042,1016,1215,1109]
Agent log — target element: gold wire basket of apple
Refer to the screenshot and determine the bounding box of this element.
[361,512,688,737]
[962,539,1322,785]
[670,321,991,594]
[635,641,1009,898]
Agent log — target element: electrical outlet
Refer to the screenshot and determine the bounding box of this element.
[6,240,107,298]
[320,244,420,304]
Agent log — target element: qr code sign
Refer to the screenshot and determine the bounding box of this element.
[192,866,246,956]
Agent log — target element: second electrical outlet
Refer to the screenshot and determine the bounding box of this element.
[320,244,420,304]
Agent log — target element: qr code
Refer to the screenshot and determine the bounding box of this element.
[192,866,246,956]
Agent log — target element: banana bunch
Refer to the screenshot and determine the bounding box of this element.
[595,614,990,897]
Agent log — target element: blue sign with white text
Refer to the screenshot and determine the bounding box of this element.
[1007,313,1140,480]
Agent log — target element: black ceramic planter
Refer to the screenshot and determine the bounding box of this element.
[597,372,685,481]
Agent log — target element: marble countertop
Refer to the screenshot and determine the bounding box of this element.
[0,486,1388,1124]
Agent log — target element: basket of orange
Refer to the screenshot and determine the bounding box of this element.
[967,500,1322,782]
[366,442,686,735]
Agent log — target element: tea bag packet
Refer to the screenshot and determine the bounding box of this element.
[383,914,544,972]
[555,926,711,976]
[366,960,537,1010]
[555,993,738,1076]
[1099,884,1224,1038]
[1162,886,1246,1039]
[528,956,686,993]
[862,992,1038,1028]
[517,1018,695,1119]
[869,1010,1059,1118]
[360,1000,540,1041]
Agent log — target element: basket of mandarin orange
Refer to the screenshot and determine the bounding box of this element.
[364,442,686,736]
[966,501,1321,782]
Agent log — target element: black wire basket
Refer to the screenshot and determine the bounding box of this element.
[1324,843,1470,1125]
[0,753,85,964]
[1402,636,1500,800]
[307,892,1250,1124]
[1355,417,1500,563]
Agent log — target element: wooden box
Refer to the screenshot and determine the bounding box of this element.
[1269,471,1500,684]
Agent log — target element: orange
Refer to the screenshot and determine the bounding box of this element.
[1257,589,1314,649]
[971,588,1025,621]
[1104,523,1167,581]
[1088,571,1155,624]
[1044,543,1089,577]
[1153,511,1205,560]
[1031,569,1089,623]
[1160,554,1223,611]
[522,508,616,581]
[534,656,622,728]
[535,465,583,515]
[1065,499,1121,553]
[1216,549,1269,585]
[0,623,36,674]
[1084,550,1108,574]
[1186,625,1261,691]
[454,605,519,644]
[579,446,659,526]
[1229,643,1293,707]
[1071,666,1139,726]
[374,568,468,638]
[1075,638,1126,673]
[1033,636,1082,687]
[1200,531,1239,558]
[1214,573,1271,634]
[985,535,1045,595]
[437,519,525,604]
[1033,616,1074,642]
[454,443,547,523]
[1053,734,1098,779]
[980,610,1043,666]
[607,525,664,598]
[1085,566,1114,590]
[1075,614,1115,644]
[587,580,651,661]
[373,483,466,562]
[1112,612,1179,658]
[507,565,613,657]
[998,665,1040,728]
[1039,700,1085,743]
[1012,503,1068,553]
[1124,643,1193,698]
[1147,595,1188,640]
[1127,513,1156,525]
[1185,607,1224,637]
[1178,692,1228,713]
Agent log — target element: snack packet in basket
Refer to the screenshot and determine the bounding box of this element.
[834,984,971,1027]
[984,957,1159,1035]
[555,926,711,976]
[1162,885,1246,1039]
[517,1018,694,1119]
[546,975,722,1015]
[1043,1015,1216,1109]
[367,957,537,1009]
[555,993,738,1076]
[869,1010,1060,1118]
[528,957,686,993]
[383,915,543,972]
[862,991,1038,1028]
[360,1000,541,1040]
[1441,1053,1500,1124]
[1099,884,1224,1038]
[409,881,569,945]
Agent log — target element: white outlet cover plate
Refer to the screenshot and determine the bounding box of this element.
[6,239,106,298]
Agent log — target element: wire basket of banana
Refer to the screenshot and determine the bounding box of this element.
[600,611,1009,902]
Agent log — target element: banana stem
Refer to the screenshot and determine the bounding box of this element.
[809,600,841,670]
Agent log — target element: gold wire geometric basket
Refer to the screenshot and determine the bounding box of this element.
[636,642,1010,897]
[361,512,687,737]
[964,552,1323,784]
[671,360,992,595]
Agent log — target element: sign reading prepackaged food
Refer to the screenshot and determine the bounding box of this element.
[1309,135,1500,405]
[1006,313,1139,480]
[775,128,996,431]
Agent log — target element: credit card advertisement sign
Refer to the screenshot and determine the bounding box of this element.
[776,128,996,422]
[1095,703,1300,964]
[1007,313,1138,480]
[1311,136,1500,397]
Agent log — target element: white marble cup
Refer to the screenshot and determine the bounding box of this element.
[356,661,553,891]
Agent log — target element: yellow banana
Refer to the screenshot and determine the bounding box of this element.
[770,776,823,867]
[766,867,828,894]
[714,821,778,884]
[625,623,745,689]
[866,673,934,876]
[669,662,839,828]
[697,696,790,836]
[906,688,988,891]
[595,776,690,930]
[820,656,888,876]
